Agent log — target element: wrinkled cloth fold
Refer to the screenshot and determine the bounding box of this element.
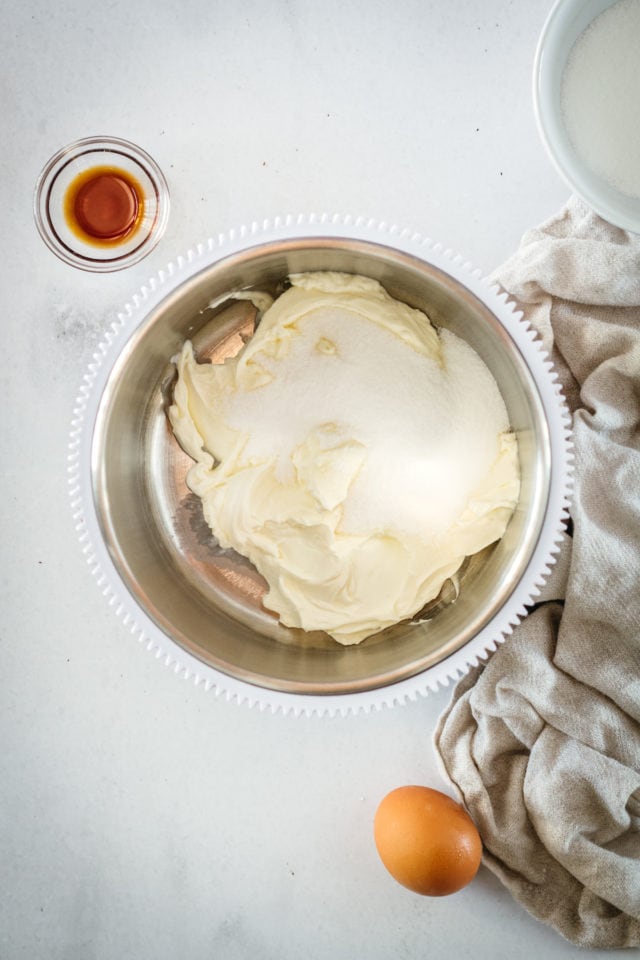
[434,197,640,949]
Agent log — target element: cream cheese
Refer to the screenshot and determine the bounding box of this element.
[168,272,520,645]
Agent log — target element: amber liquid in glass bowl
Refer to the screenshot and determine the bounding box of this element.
[63,165,144,246]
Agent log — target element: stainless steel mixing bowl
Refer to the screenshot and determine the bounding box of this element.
[91,237,551,696]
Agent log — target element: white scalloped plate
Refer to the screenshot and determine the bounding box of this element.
[68,214,573,717]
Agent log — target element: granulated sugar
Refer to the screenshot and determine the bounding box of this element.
[223,307,510,537]
[561,0,640,198]
[169,273,521,644]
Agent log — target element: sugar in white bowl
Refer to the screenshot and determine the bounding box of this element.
[561,0,640,199]
[534,0,640,232]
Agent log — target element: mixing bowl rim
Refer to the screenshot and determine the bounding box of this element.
[68,216,573,717]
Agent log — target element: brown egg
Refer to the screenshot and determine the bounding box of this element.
[373,785,482,896]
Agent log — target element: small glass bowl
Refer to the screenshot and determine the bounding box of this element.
[34,136,170,272]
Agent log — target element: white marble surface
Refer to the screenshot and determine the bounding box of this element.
[1,1,613,957]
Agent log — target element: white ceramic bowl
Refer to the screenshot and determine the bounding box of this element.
[534,0,640,233]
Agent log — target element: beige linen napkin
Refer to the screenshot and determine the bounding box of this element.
[434,196,640,949]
